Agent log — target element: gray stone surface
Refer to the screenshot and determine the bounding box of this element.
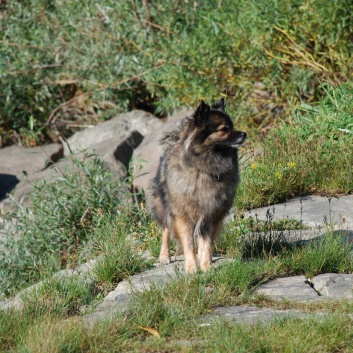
[98,255,229,312]
[255,276,320,302]
[256,274,353,302]
[63,110,163,156]
[201,305,327,325]
[312,274,353,299]
[245,195,353,230]
[0,144,63,200]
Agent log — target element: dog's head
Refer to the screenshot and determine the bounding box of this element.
[183,99,247,152]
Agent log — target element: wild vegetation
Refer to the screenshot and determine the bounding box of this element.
[1,0,353,145]
[237,82,353,208]
[1,0,353,351]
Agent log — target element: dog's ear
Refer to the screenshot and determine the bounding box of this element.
[211,98,225,111]
[194,100,210,125]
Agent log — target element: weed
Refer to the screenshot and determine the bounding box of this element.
[237,83,353,209]
[281,231,353,278]
[0,151,124,296]
[91,214,151,288]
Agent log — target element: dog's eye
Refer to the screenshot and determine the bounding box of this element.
[220,127,230,133]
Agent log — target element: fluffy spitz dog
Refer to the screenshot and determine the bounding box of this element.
[149,99,246,273]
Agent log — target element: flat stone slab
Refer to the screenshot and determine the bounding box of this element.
[256,274,353,302]
[255,276,320,302]
[201,305,326,325]
[244,195,353,230]
[312,274,353,299]
[97,255,229,311]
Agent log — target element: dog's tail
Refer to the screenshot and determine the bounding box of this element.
[159,118,188,151]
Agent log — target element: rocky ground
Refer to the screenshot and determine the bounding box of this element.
[1,109,353,326]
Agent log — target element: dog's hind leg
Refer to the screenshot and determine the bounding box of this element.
[159,227,171,265]
[198,235,213,272]
[198,219,223,271]
[173,217,197,274]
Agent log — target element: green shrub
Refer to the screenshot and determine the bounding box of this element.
[0,152,125,296]
[1,1,353,144]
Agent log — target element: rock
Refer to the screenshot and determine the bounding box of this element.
[312,274,353,299]
[201,305,327,325]
[132,108,192,192]
[255,276,320,302]
[0,110,163,212]
[0,144,63,200]
[63,110,163,156]
[255,273,353,302]
[96,255,228,312]
[88,129,144,178]
[244,195,353,230]
[0,155,95,213]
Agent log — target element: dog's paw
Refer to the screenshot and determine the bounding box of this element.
[159,255,171,265]
[185,261,198,274]
[199,261,212,272]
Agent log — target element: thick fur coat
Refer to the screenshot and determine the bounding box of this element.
[148,99,246,273]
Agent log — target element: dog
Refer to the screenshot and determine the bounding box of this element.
[148,99,246,273]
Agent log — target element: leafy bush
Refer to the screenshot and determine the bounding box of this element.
[1,0,353,145]
[0,152,125,296]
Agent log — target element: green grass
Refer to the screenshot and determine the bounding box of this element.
[3,194,352,351]
[91,215,151,289]
[200,316,353,353]
[2,251,353,352]
[236,82,353,209]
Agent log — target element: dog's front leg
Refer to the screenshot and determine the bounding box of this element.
[173,216,197,274]
[159,228,171,264]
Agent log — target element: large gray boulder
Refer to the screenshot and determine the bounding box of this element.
[132,108,192,192]
[0,110,164,212]
[63,110,163,156]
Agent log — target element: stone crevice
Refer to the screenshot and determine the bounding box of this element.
[305,278,322,296]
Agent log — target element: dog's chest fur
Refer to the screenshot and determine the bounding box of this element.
[163,144,239,220]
